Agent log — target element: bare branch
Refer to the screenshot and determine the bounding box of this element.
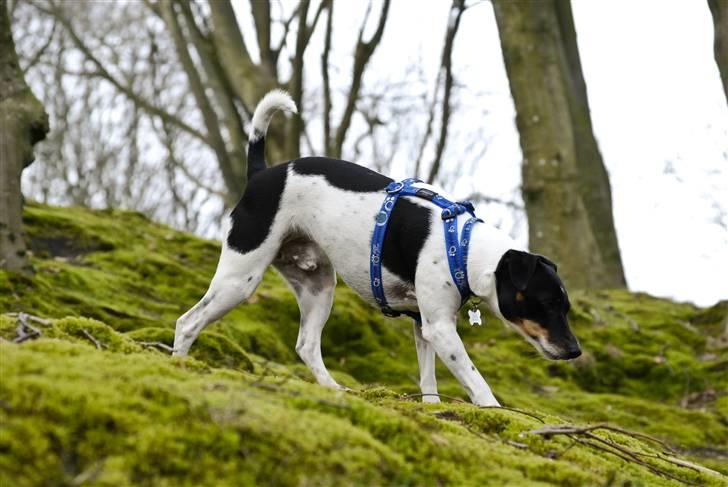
[302,0,327,47]
[39,0,209,144]
[426,0,465,184]
[177,0,247,186]
[271,4,299,67]
[20,16,57,75]
[285,0,311,159]
[250,0,272,71]
[528,423,714,484]
[208,0,271,108]
[321,0,333,154]
[12,313,44,343]
[413,71,441,178]
[332,0,391,158]
[530,424,674,451]
[160,0,241,202]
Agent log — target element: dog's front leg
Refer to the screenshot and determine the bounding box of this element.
[419,316,500,407]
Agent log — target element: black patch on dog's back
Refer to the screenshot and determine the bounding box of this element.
[292,157,432,284]
[227,163,288,253]
[293,157,391,192]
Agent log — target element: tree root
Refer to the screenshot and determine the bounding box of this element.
[529,423,723,484]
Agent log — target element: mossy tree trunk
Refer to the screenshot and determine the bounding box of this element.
[708,0,728,103]
[492,0,626,290]
[0,0,49,272]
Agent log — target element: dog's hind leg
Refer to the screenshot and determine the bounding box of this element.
[413,321,440,403]
[274,237,342,389]
[174,243,275,357]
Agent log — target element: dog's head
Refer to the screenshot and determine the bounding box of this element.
[494,249,581,360]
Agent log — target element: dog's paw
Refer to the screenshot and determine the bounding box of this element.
[422,395,441,404]
[475,400,501,408]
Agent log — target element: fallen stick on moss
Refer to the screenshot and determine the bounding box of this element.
[400,392,468,404]
[138,341,174,353]
[12,313,44,343]
[569,436,691,485]
[529,424,674,452]
[528,424,715,485]
[7,312,52,326]
[80,328,107,349]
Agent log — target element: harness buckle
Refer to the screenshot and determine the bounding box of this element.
[441,204,464,220]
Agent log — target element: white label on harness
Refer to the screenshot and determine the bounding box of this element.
[468,308,482,326]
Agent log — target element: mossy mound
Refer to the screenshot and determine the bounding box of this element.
[1,203,726,485]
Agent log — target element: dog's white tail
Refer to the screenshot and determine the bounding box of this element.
[247,90,297,180]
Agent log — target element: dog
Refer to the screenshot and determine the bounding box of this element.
[173,90,581,407]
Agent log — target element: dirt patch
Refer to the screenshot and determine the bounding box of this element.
[30,236,114,259]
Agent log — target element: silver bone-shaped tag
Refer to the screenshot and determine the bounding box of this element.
[468,308,482,326]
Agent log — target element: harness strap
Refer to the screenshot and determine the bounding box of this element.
[370,179,481,319]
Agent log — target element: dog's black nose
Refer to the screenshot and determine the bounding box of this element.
[565,347,582,360]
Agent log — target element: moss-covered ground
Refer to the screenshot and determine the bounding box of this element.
[1,203,726,486]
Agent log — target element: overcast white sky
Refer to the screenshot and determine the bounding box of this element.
[234,0,727,306]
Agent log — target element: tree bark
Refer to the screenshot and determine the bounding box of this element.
[492,0,626,289]
[0,0,49,272]
[708,0,728,103]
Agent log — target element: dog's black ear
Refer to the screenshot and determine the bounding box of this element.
[538,255,558,273]
[504,249,539,291]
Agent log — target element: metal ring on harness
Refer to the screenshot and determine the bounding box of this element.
[386,181,404,193]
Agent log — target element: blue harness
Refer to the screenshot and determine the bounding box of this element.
[369,178,482,319]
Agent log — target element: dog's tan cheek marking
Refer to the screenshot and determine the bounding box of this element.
[521,319,549,339]
[516,291,525,301]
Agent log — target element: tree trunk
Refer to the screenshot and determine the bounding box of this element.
[708,0,728,103]
[0,0,49,272]
[492,0,626,289]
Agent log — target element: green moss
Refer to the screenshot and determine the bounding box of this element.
[1,203,726,485]
[127,327,254,372]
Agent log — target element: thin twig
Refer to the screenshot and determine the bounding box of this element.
[7,312,52,326]
[530,424,703,484]
[569,435,692,485]
[138,341,174,353]
[80,328,106,349]
[12,313,45,343]
[13,323,42,343]
[530,424,674,452]
[400,392,468,404]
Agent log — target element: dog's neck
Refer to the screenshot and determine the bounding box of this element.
[466,223,520,318]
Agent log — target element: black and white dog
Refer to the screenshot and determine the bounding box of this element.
[174,90,581,407]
